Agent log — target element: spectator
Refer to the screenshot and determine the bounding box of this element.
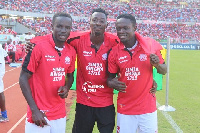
[25,31,35,42]
[15,41,25,61]
[11,33,20,45]
[0,43,9,123]
[5,39,16,63]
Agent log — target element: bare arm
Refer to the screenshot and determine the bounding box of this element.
[155,63,167,75]
[19,70,47,127]
[58,72,74,98]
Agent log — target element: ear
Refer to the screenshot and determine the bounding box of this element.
[133,25,137,31]
[106,21,108,28]
[51,24,54,31]
[89,17,92,25]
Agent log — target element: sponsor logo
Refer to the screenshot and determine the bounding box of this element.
[118,56,128,63]
[65,56,70,64]
[47,59,55,61]
[82,81,104,93]
[45,55,56,58]
[86,63,103,75]
[119,56,127,60]
[45,55,56,61]
[139,54,147,61]
[83,51,92,56]
[50,67,65,81]
[102,53,107,60]
[125,67,140,80]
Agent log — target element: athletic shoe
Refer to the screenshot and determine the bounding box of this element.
[0,117,9,123]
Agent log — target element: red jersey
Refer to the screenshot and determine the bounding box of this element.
[68,31,118,107]
[22,34,76,122]
[5,43,16,52]
[108,33,164,115]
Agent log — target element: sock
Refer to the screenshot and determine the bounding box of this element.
[1,110,7,118]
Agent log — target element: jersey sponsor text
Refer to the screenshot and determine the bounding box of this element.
[86,63,103,75]
[125,67,140,80]
[50,67,65,81]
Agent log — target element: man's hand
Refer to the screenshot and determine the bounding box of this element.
[150,80,157,98]
[150,80,157,94]
[108,74,127,93]
[25,42,35,53]
[150,54,160,67]
[150,54,167,75]
[32,109,47,127]
[58,86,70,99]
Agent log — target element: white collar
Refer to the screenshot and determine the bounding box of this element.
[55,45,65,51]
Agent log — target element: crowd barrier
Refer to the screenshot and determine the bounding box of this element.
[161,43,200,50]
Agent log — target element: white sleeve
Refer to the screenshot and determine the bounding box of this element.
[5,46,8,52]
[0,49,4,63]
[13,45,16,51]
[3,49,8,57]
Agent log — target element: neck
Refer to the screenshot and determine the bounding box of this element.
[55,43,64,48]
[123,37,136,48]
[53,35,64,48]
[90,33,104,45]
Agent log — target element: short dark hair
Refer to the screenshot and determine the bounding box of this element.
[117,14,136,26]
[52,12,72,25]
[91,8,108,18]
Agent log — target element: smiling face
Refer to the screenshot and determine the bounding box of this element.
[116,18,136,44]
[52,16,72,44]
[90,12,107,36]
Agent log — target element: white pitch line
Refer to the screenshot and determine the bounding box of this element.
[5,65,22,73]
[5,68,17,73]
[157,101,183,133]
[4,82,19,91]
[7,113,27,133]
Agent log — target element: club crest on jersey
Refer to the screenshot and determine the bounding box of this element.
[65,56,70,64]
[139,54,147,61]
[102,53,107,60]
[83,51,92,57]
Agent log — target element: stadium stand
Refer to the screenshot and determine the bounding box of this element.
[0,0,199,21]
[0,0,199,44]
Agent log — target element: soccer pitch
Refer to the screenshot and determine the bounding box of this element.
[157,50,200,133]
[66,50,200,133]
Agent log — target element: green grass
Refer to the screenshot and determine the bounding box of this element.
[66,99,76,133]
[156,50,200,133]
[66,50,200,133]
